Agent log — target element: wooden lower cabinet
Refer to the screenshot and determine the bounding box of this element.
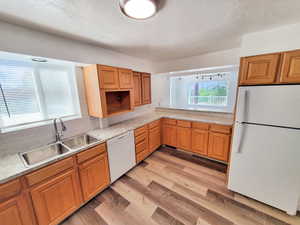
[208,132,231,161]
[191,129,209,156]
[30,169,81,225]
[0,195,34,225]
[176,127,191,151]
[79,153,110,202]
[149,127,161,153]
[162,125,177,147]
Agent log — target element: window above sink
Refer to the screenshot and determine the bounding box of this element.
[0,52,82,133]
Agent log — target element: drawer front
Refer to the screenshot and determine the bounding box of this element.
[25,157,74,186]
[177,120,191,128]
[210,124,232,134]
[163,118,177,126]
[135,140,148,154]
[134,125,148,137]
[192,122,210,130]
[0,179,21,202]
[148,120,160,129]
[77,143,106,164]
[135,132,148,144]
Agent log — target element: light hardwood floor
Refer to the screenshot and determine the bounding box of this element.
[61,147,300,225]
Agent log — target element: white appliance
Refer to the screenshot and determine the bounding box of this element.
[228,85,300,215]
[107,131,136,183]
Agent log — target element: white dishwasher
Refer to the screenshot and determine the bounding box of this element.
[107,131,136,183]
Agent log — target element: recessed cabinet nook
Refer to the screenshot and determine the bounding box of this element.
[83,65,151,118]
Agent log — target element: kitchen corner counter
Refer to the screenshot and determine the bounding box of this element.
[0,111,233,184]
[88,111,234,141]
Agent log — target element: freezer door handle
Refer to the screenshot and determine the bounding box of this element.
[237,88,248,122]
[236,122,245,153]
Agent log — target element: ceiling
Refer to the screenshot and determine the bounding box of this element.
[0,0,300,61]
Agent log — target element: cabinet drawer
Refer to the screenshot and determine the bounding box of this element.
[136,149,148,163]
[135,132,148,144]
[148,120,160,129]
[135,141,148,154]
[177,120,191,128]
[134,125,148,137]
[210,124,232,134]
[25,157,74,186]
[77,143,106,164]
[192,122,210,130]
[0,179,21,202]
[163,118,177,126]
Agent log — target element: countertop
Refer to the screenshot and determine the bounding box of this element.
[0,111,233,184]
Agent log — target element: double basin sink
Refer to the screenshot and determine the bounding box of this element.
[19,134,100,167]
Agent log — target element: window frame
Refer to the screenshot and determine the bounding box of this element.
[0,61,81,132]
[169,68,238,113]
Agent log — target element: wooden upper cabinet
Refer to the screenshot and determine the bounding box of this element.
[191,129,209,156]
[208,132,230,162]
[239,53,280,85]
[142,73,151,104]
[118,68,133,89]
[280,49,300,83]
[176,127,191,151]
[30,169,81,225]
[79,153,110,202]
[133,72,142,106]
[98,65,119,89]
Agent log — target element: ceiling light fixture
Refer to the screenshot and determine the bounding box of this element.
[120,0,158,20]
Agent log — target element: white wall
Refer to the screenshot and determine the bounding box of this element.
[152,48,240,74]
[240,22,300,57]
[0,21,153,72]
[0,21,154,155]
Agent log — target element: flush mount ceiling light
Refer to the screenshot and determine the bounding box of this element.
[120,0,158,20]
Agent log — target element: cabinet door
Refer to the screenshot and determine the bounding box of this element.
[119,68,133,89]
[239,53,280,85]
[191,129,209,156]
[0,196,34,225]
[280,50,300,83]
[208,132,230,162]
[142,73,151,104]
[31,169,81,225]
[149,127,161,153]
[162,125,177,147]
[133,72,142,106]
[79,153,110,202]
[177,127,191,151]
[98,65,119,89]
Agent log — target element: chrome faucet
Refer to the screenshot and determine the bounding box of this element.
[53,118,67,142]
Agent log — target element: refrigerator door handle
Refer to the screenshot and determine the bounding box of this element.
[236,122,245,153]
[237,88,248,122]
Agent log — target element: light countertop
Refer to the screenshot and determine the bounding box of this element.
[0,111,233,184]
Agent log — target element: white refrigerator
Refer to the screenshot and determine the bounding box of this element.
[228,85,300,215]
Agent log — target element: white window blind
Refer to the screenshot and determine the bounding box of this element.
[0,59,80,130]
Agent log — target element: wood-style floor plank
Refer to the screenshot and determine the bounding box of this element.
[61,147,300,225]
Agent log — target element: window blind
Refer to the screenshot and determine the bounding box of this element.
[0,59,80,129]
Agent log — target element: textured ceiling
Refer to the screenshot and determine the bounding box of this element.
[0,0,300,61]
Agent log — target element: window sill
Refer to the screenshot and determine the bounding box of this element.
[0,115,82,134]
[156,106,233,114]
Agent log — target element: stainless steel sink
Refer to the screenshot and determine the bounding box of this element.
[20,143,69,166]
[62,134,99,150]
